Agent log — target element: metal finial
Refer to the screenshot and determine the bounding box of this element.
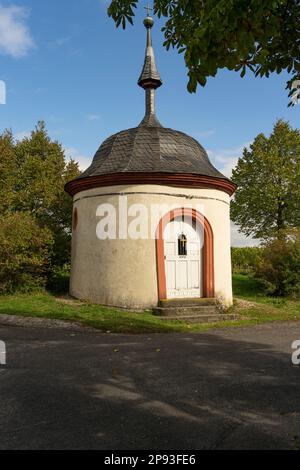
[144,3,154,28]
[138,2,162,127]
[144,3,153,17]
[138,3,162,90]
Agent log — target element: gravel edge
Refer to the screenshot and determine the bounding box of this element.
[0,314,97,332]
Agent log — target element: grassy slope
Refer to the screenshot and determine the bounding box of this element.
[232,273,300,324]
[0,274,299,333]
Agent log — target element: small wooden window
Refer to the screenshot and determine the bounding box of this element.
[178,233,187,256]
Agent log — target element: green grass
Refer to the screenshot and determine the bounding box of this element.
[232,273,265,298]
[231,273,300,325]
[0,292,187,334]
[0,274,299,333]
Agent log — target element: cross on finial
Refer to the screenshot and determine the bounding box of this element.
[144,3,153,16]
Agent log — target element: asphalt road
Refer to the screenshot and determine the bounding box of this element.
[0,321,300,450]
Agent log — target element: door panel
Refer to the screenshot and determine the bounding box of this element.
[177,260,188,289]
[165,260,176,290]
[164,216,203,298]
[189,260,200,289]
[165,241,176,255]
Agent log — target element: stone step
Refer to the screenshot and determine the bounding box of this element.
[159,298,216,308]
[153,305,218,317]
[158,314,238,324]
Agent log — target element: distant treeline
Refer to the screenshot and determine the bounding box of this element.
[231,247,263,274]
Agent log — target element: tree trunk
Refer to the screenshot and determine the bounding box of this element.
[276,200,285,238]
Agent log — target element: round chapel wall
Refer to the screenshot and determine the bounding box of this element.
[70,184,233,309]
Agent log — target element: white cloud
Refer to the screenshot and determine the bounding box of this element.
[86,114,101,121]
[0,5,35,58]
[48,36,71,48]
[206,141,259,246]
[47,115,64,124]
[15,130,30,141]
[192,129,215,139]
[64,146,90,171]
[207,142,252,177]
[27,87,46,94]
[231,222,261,248]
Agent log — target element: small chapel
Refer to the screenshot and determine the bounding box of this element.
[65,12,236,313]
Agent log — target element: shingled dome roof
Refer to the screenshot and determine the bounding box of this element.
[80,125,226,179]
[65,14,236,197]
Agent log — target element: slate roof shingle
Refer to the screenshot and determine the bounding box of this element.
[77,123,228,182]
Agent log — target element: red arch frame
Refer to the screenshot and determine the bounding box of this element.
[156,208,215,300]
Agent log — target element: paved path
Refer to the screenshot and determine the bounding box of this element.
[0,321,300,450]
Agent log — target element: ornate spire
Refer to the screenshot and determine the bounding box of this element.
[138,6,162,127]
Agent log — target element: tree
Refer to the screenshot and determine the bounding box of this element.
[231,120,300,240]
[0,130,17,214]
[108,0,300,103]
[0,212,53,293]
[13,122,80,267]
[255,229,300,296]
[231,247,263,274]
[0,122,81,293]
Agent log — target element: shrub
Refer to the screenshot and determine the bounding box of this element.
[0,212,53,294]
[47,264,70,294]
[231,247,263,274]
[254,230,300,297]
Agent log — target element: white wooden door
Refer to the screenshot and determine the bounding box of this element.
[164,216,203,299]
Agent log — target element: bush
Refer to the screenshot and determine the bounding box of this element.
[0,212,53,294]
[231,247,263,274]
[254,230,300,297]
[47,264,70,294]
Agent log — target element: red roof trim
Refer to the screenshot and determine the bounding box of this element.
[65,172,237,197]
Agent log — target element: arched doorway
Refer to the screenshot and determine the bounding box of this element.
[164,215,203,298]
[156,208,214,301]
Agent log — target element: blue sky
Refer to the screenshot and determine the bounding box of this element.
[0,0,299,245]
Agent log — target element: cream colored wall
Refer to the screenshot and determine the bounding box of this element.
[70,184,233,309]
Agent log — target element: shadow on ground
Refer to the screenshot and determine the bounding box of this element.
[0,323,299,450]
